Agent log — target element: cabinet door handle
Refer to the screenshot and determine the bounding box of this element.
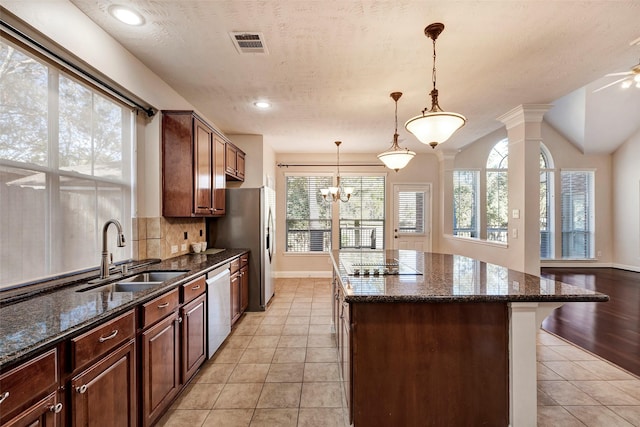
[49,403,63,413]
[0,391,9,404]
[191,285,201,290]
[98,329,119,343]
[177,316,183,323]
[76,385,87,394]
[157,302,170,309]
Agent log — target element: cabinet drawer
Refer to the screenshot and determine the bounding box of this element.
[142,288,179,329]
[240,254,248,267]
[181,276,205,303]
[71,310,135,370]
[0,349,58,424]
[230,258,240,274]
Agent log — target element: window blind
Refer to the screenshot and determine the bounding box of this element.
[453,170,479,238]
[561,170,594,259]
[339,176,385,249]
[285,175,333,252]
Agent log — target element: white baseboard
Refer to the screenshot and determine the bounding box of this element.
[274,271,332,278]
[612,263,640,273]
[540,261,613,268]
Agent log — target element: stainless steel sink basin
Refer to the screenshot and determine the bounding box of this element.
[119,271,188,283]
[77,270,189,293]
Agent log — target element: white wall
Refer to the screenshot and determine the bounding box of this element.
[612,129,640,271]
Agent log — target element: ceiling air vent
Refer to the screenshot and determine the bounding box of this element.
[229,32,268,54]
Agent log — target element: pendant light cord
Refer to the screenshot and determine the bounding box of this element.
[432,37,437,92]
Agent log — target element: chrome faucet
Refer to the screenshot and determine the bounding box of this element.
[100,219,126,279]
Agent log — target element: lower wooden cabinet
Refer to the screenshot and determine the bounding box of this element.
[240,265,249,313]
[2,392,61,427]
[230,272,241,325]
[141,312,180,427]
[0,349,58,426]
[181,293,207,383]
[70,340,136,427]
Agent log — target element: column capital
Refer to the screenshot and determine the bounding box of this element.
[497,104,552,130]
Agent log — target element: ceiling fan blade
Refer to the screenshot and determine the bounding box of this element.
[593,77,628,93]
[605,71,632,77]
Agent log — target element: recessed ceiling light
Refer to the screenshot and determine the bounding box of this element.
[254,101,271,109]
[109,5,145,26]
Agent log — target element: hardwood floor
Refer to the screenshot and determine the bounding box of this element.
[541,267,640,377]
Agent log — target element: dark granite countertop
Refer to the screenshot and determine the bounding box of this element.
[331,250,610,304]
[0,249,247,370]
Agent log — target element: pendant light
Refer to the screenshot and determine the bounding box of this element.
[405,22,466,149]
[320,141,354,202]
[378,92,416,172]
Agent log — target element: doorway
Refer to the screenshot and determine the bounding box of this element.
[391,184,432,251]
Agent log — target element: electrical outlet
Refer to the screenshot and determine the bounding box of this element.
[511,228,518,239]
[171,245,178,254]
[181,244,187,251]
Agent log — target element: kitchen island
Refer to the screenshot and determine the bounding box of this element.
[330,250,608,427]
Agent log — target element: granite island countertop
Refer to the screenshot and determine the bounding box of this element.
[331,250,610,303]
[0,249,247,369]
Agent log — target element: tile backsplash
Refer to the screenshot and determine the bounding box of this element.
[132,217,206,260]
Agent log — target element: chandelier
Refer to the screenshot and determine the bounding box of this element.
[320,141,354,202]
[378,92,416,171]
[405,22,466,149]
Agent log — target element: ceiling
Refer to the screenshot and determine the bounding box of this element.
[66,0,640,155]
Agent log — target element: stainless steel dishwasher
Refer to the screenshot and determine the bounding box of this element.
[206,263,231,358]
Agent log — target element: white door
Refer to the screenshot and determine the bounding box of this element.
[392,184,431,251]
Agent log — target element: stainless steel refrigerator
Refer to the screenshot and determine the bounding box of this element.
[210,187,275,311]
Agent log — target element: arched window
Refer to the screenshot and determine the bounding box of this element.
[486,139,509,242]
[540,144,554,258]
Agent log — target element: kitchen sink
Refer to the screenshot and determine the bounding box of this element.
[77,270,189,293]
[119,271,188,283]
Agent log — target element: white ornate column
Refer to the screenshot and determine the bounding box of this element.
[497,105,551,275]
[509,302,563,426]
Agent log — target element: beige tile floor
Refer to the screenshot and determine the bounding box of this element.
[158,278,640,427]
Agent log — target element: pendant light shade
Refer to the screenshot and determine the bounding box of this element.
[378,92,415,172]
[405,23,466,149]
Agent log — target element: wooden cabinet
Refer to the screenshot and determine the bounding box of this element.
[2,392,61,427]
[68,310,136,427]
[230,255,248,326]
[0,349,59,426]
[162,110,226,217]
[180,276,207,383]
[225,141,245,181]
[213,136,226,215]
[141,311,180,427]
[70,340,136,427]
[230,271,241,325]
[240,266,249,313]
[140,290,180,427]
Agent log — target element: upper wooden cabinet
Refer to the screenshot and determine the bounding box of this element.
[162,111,227,217]
[225,142,245,182]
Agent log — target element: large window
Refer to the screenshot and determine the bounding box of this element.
[486,139,509,242]
[540,145,554,259]
[561,170,594,259]
[0,38,133,288]
[285,175,333,252]
[339,176,385,249]
[285,174,385,252]
[453,170,479,238]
